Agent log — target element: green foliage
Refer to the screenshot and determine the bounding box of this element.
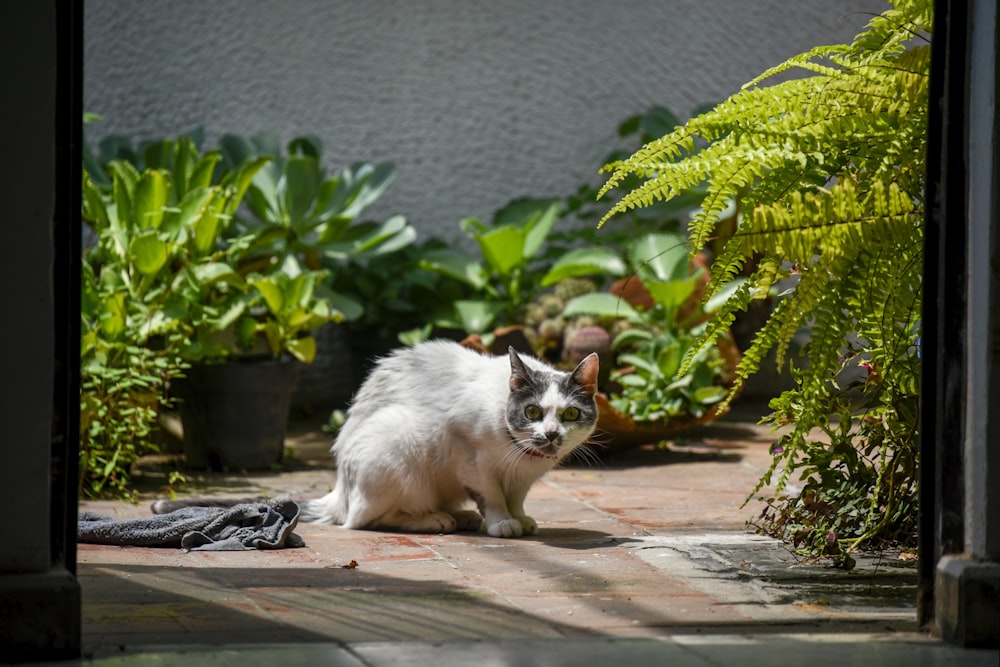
[418,198,562,335]
[80,258,188,499]
[561,105,709,240]
[611,329,729,422]
[550,232,738,422]
[79,133,339,497]
[79,133,260,497]
[219,133,415,277]
[83,134,348,363]
[330,238,478,344]
[599,0,929,558]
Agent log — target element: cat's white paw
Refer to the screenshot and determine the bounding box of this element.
[516,515,538,535]
[487,518,524,538]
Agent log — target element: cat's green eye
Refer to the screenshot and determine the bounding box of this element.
[562,407,581,422]
[524,405,543,420]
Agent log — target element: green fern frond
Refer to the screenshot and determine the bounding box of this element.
[598,0,930,557]
[742,44,852,90]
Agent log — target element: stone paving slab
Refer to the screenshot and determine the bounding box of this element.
[76,402,923,655]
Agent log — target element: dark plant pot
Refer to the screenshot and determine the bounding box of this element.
[175,359,298,471]
[347,329,400,388]
[291,323,354,410]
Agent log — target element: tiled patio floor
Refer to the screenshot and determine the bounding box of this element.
[63,403,998,666]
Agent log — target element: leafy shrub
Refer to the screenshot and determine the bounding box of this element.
[417,199,562,336]
[598,0,929,561]
[80,134,267,497]
[547,232,739,421]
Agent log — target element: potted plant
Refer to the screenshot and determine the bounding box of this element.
[218,133,416,406]
[415,197,563,346]
[531,231,743,451]
[82,134,347,471]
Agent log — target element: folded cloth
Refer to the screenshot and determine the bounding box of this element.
[78,495,305,551]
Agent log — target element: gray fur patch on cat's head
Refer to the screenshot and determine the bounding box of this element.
[507,346,599,398]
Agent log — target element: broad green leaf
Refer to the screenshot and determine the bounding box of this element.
[110,164,136,228]
[563,292,641,322]
[369,222,417,256]
[643,275,699,311]
[617,373,650,388]
[418,249,488,290]
[320,288,363,322]
[284,272,317,310]
[285,336,316,363]
[694,385,727,404]
[398,324,433,346]
[452,299,503,334]
[249,275,284,314]
[172,137,193,195]
[664,374,695,392]
[311,175,348,226]
[161,186,216,236]
[522,201,560,259]
[322,215,414,258]
[476,225,525,276]
[230,315,257,349]
[190,261,243,287]
[459,217,487,236]
[188,150,223,193]
[218,134,256,170]
[288,135,322,159]
[226,156,271,212]
[191,197,228,255]
[610,327,653,350]
[129,231,167,276]
[339,162,396,219]
[258,321,283,357]
[630,233,690,282]
[618,353,660,377]
[132,170,169,229]
[100,292,127,339]
[216,298,251,333]
[82,173,109,228]
[142,139,172,170]
[282,155,321,225]
[657,342,682,379]
[541,247,627,286]
[248,160,282,221]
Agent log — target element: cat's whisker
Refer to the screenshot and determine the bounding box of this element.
[497,439,528,487]
[569,443,605,469]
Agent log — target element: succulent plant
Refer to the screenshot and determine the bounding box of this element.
[554,277,598,302]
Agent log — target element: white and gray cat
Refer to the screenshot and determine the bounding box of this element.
[301,340,600,537]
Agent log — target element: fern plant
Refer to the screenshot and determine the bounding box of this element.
[599,0,929,562]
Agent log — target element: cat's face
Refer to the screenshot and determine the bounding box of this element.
[505,348,599,460]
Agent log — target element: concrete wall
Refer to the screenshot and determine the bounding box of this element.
[84,0,885,239]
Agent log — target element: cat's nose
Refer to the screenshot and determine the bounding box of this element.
[544,430,560,443]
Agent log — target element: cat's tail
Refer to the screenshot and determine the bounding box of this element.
[299,485,348,525]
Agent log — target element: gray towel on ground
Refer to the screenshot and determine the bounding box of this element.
[78,495,305,551]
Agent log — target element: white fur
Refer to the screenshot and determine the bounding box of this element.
[302,340,598,537]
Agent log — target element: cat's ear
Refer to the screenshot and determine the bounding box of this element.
[570,352,600,396]
[508,347,533,391]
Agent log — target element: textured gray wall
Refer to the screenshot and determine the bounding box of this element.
[85,0,885,240]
